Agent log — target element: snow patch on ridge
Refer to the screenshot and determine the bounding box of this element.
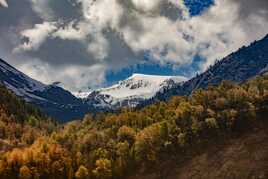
[83,73,187,109]
[0,59,46,93]
[98,73,187,99]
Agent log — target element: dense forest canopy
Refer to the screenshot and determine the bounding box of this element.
[0,74,268,179]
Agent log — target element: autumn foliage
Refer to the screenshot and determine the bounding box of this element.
[1,74,268,178]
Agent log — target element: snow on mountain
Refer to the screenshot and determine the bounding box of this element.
[0,59,47,101]
[85,74,187,109]
[1,34,267,122]
[98,74,187,99]
[0,58,187,120]
[0,58,91,122]
[73,91,92,99]
[150,34,268,103]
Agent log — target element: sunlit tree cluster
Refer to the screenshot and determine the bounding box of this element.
[0,74,268,178]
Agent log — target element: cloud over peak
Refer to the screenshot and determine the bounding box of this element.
[0,0,267,92]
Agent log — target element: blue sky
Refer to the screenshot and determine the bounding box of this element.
[184,0,214,16]
[0,0,267,92]
[105,0,214,86]
[106,55,205,86]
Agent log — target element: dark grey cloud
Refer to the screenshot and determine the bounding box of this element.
[160,1,185,21]
[102,30,142,70]
[0,0,267,92]
[0,0,96,72]
[235,0,268,20]
[22,37,95,67]
[50,0,81,19]
[232,0,268,43]
[0,0,41,27]
[0,0,42,66]
[40,0,82,22]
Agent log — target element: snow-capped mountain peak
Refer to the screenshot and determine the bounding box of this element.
[98,73,187,99]
[0,58,187,120]
[73,91,92,99]
[85,73,187,109]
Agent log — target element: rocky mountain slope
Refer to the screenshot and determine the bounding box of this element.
[150,34,268,103]
[0,59,90,122]
[0,59,186,121]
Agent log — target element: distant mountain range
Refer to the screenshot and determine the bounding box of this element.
[0,59,91,122]
[0,60,186,122]
[0,34,267,122]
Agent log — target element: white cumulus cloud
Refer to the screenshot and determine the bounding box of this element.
[0,0,8,7]
[15,22,57,52]
[0,0,8,8]
[0,0,267,92]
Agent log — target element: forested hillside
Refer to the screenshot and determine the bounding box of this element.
[1,74,268,178]
[0,85,56,155]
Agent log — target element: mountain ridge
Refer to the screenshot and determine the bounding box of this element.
[0,34,267,121]
[0,58,91,122]
[147,34,268,103]
[0,59,187,121]
[84,73,187,109]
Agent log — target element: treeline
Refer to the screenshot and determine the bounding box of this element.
[0,85,47,123]
[1,74,268,179]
